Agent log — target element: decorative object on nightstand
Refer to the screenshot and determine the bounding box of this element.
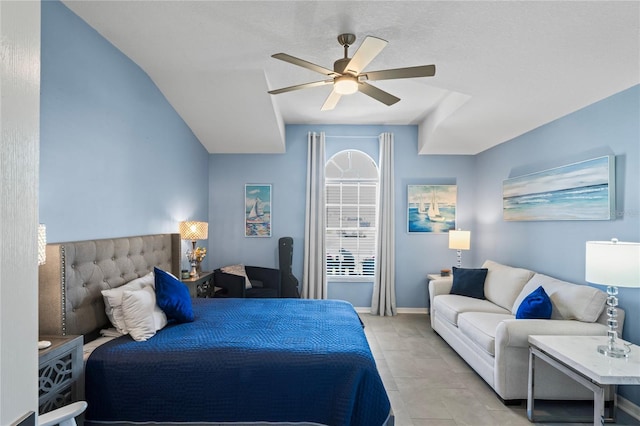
[38,335,83,415]
[179,221,208,277]
[585,238,640,358]
[449,229,470,268]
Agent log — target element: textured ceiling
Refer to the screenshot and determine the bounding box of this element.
[62,1,639,155]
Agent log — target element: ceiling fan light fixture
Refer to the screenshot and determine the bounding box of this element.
[334,75,359,95]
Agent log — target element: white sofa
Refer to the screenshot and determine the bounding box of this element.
[429,260,623,402]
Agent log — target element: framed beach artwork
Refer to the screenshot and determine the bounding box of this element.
[245,184,272,237]
[503,155,615,221]
[407,185,457,233]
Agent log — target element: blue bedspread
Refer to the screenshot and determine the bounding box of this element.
[85,298,391,426]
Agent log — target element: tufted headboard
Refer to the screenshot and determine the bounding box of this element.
[39,233,181,341]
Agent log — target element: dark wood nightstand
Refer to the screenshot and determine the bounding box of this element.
[181,270,214,298]
[38,335,83,414]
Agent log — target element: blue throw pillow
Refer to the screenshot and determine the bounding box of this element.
[516,286,552,320]
[154,267,194,323]
[450,267,488,299]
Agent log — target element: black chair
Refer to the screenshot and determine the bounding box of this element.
[213,266,281,298]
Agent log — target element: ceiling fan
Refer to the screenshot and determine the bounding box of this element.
[268,33,436,111]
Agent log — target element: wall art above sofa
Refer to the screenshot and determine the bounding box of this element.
[503,155,615,221]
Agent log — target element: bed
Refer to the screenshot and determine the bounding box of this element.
[38,233,393,426]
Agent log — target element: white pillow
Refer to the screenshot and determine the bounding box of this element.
[122,286,168,342]
[101,272,155,333]
[221,264,252,289]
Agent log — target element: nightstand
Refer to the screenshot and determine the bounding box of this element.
[38,335,83,414]
[181,270,214,298]
[427,273,452,282]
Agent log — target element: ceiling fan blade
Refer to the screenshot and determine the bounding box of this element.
[268,80,333,95]
[321,89,342,111]
[272,53,338,76]
[358,82,400,106]
[343,36,387,75]
[364,64,436,81]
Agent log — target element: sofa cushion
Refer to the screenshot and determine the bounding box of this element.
[482,260,535,311]
[512,273,607,322]
[458,312,514,356]
[434,294,511,327]
[450,267,488,299]
[516,286,552,319]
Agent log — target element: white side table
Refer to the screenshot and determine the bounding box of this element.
[528,335,640,426]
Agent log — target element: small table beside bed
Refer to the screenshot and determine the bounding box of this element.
[38,233,393,426]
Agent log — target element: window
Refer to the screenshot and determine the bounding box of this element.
[325,150,378,279]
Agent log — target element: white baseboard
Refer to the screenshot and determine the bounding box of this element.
[354,307,428,314]
[619,395,640,421]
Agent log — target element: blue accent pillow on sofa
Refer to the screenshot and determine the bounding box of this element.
[154,267,194,323]
[450,267,488,299]
[516,285,552,319]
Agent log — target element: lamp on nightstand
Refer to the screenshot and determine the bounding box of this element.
[179,221,208,277]
[38,224,46,265]
[37,224,52,350]
[449,229,471,268]
[586,238,640,358]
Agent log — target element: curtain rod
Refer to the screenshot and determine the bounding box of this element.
[323,135,381,139]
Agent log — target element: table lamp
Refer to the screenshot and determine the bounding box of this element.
[449,229,471,268]
[38,224,46,266]
[179,221,208,277]
[585,239,640,358]
[37,223,52,350]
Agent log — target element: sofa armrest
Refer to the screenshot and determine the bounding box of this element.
[429,279,454,328]
[496,319,609,349]
[429,279,453,307]
[213,269,246,297]
[245,266,281,295]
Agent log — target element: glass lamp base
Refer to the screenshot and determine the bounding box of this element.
[597,344,629,358]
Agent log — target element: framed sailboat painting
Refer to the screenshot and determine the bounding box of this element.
[407,185,457,233]
[245,184,272,237]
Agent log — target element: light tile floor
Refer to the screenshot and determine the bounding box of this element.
[360,313,640,426]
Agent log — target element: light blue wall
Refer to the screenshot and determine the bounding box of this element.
[39,0,640,407]
[475,85,640,404]
[40,0,209,270]
[210,124,476,308]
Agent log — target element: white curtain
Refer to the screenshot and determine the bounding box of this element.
[371,132,396,316]
[302,131,327,299]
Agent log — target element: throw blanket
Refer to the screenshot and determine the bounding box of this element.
[85,298,390,426]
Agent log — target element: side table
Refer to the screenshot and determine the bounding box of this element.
[427,273,452,313]
[38,335,83,414]
[181,270,214,298]
[528,335,640,425]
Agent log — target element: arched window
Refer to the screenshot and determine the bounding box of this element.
[325,150,379,278]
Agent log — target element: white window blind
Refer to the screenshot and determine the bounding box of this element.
[325,150,379,278]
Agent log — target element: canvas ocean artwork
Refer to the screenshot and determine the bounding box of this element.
[503,156,614,221]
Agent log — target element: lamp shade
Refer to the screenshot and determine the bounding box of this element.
[449,230,471,250]
[585,240,640,288]
[179,221,208,241]
[38,224,46,265]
